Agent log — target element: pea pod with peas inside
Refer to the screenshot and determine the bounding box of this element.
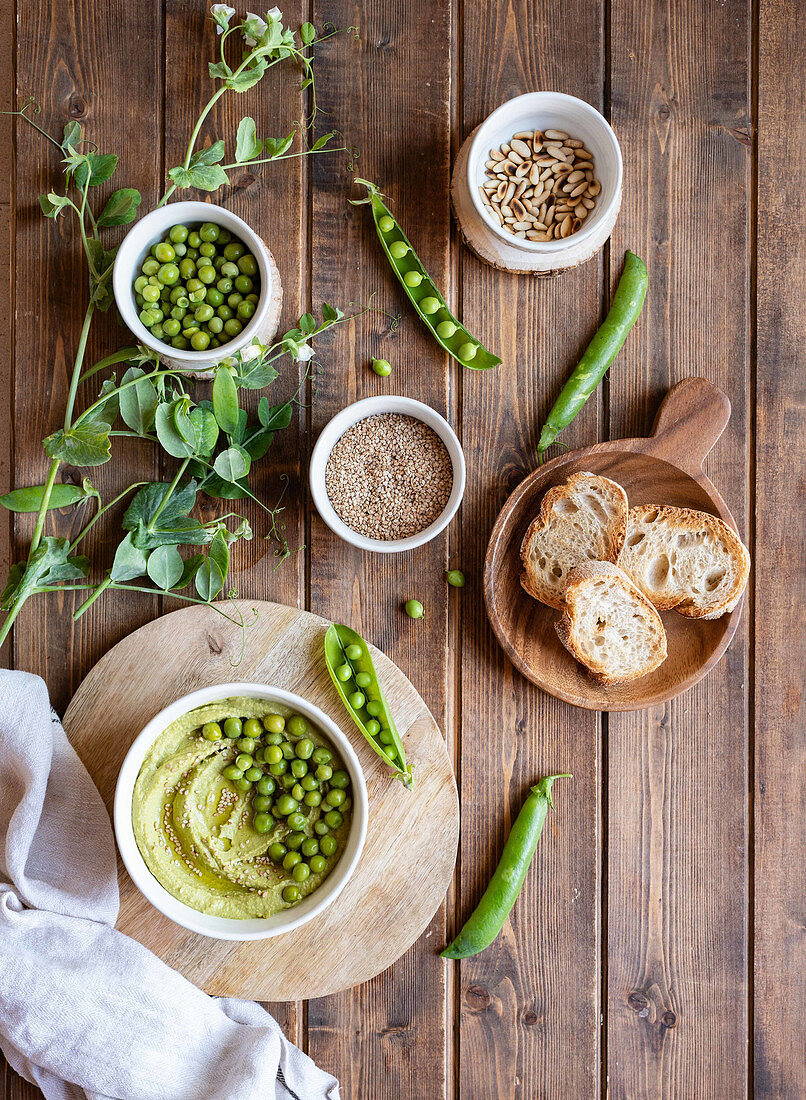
[352,179,501,371]
[441,773,571,959]
[324,623,413,789]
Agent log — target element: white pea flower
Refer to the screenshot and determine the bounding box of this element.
[210,4,235,33]
[291,342,315,363]
[240,341,262,361]
[266,7,282,21]
[243,11,268,45]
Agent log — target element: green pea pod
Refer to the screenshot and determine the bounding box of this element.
[537,250,648,461]
[323,623,413,790]
[0,483,89,513]
[441,773,571,959]
[352,179,501,371]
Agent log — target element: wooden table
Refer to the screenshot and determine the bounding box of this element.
[1,1,803,1097]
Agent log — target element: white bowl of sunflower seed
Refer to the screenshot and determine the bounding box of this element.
[467,92,622,266]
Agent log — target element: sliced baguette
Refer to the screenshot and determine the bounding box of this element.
[520,472,629,610]
[619,505,750,619]
[555,562,668,684]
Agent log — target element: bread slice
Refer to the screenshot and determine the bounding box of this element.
[555,562,668,684]
[520,472,629,610]
[618,505,750,619]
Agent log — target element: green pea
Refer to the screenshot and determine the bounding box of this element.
[341,796,352,813]
[217,304,234,321]
[446,569,466,587]
[264,744,282,765]
[216,278,234,296]
[199,222,220,242]
[282,851,301,871]
[271,805,284,819]
[389,241,409,259]
[154,242,175,263]
[238,299,256,320]
[223,241,245,261]
[195,304,215,323]
[277,794,299,816]
[134,275,148,293]
[458,341,477,360]
[292,861,310,883]
[355,672,371,688]
[208,316,224,335]
[403,270,422,288]
[349,691,366,710]
[325,789,346,808]
[235,753,253,770]
[282,884,301,903]
[197,265,217,285]
[265,731,283,747]
[169,224,189,243]
[287,716,307,737]
[253,812,272,833]
[420,297,440,315]
[139,309,155,327]
[290,758,308,778]
[202,721,222,741]
[173,242,187,257]
[371,358,392,376]
[158,263,180,286]
[330,770,350,790]
[287,812,308,832]
[238,253,258,276]
[234,274,253,293]
[269,759,288,776]
[237,736,257,754]
[311,746,332,765]
[299,837,318,858]
[378,214,395,232]
[304,791,322,807]
[280,741,296,760]
[244,766,263,782]
[220,260,239,278]
[268,842,287,861]
[234,776,252,792]
[142,284,161,303]
[314,820,330,836]
[319,834,338,857]
[366,700,382,717]
[280,773,296,790]
[223,717,242,738]
[293,740,313,763]
[291,782,305,801]
[264,714,285,734]
[205,287,224,307]
[257,775,275,797]
[171,336,189,349]
[185,247,198,260]
[336,663,352,682]
[301,774,318,791]
[151,323,166,340]
[309,854,327,874]
[324,810,343,829]
[405,599,425,619]
[315,764,333,782]
[253,795,272,812]
[365,718,380,736]
[285,831,305,851]
[224,318,243,338]
[141,258,160,276]
[436,320,457,339]
[162,318,181,338]
[379,729,394,745]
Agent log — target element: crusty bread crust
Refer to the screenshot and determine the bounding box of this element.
[519,472,629,610]
[555,561,668,684]
[619,505,750,620]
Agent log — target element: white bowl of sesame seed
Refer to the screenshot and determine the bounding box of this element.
[310,396,466,553]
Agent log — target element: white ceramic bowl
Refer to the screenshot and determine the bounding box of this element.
[114,682,368,941]
[113,201,277,372]
[309,396,466,553]
[467,92,622,263]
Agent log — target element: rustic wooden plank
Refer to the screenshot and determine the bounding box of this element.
[606,0,752,1095]
[162,0,309,1043]
[457,3,604,1098]
[10,0,164,711]
[754,0,806,1094]
[306,2,453,1096]
[0,0,14,671]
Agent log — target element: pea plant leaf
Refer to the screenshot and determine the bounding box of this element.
[146,544,184,590]
[1,537,90,609]
[233,353,279,390]
[119,366,158,434]
[213,445,251,483]
[300,21,316,44]
[262,132,295,159]
[131,515,208,551]
[190,140,226,167]
[212,368,240,435]
[226,61,267,93]
[258,399,293,431]
[235,116,263,163]
[39,192,71,219]
[97,188,142,227]
[198,472,250,500]
[176,553,205,590]
[195,557,225,601]
[0,481,92,513]
[155,400,195,458]
[208,60,233,81]
[311,131,336,151]
[322,302,344,322]
[110,532,149,582]
[73,153,118,188]
[61,120,83,153]
[123,480,198,533]
[43,423,111,467]
[167,163,229,193]
[187,405,219,458]
[241,424,275,462]
[208,528,230,580]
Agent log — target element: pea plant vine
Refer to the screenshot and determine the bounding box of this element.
[0,5,359,651]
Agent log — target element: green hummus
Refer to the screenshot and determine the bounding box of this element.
[132,697,351,918]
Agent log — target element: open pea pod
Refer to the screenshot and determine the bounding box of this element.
[323,623,414,790]
[352,179,501,371]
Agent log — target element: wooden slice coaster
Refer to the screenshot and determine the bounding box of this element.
[63,601,459,1000]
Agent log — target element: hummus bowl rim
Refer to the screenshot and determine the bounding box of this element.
[114,681,369,941]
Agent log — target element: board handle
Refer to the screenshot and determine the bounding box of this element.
[645,377,731,473]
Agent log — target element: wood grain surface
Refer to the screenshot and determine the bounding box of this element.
[2,0,804,1097]
[62,601,459,1002]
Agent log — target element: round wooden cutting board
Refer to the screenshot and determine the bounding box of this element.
[63,601,459,1001]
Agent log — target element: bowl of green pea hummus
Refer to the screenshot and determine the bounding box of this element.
[114,683,368,940]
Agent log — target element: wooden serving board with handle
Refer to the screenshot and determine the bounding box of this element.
[484,377,745,710]
[63,601,459,1001]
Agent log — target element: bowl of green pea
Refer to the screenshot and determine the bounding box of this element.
[113,201,281,372]
[115,682,368,940]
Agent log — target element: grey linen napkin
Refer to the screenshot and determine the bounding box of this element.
[0,670,341,1100]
